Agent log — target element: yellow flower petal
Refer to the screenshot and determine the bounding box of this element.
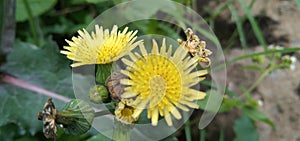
[120,39,207,126]
[60,25,142,67]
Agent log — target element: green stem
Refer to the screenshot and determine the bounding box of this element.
[228,3,247,50]
[96,63,113,84]
[243,62,276,95]
[94,110,111,117]
[23,0,39,46]
[113,121,131,141]
[183,113,192,141]
[212,47,300,72]
[200,129,206,141]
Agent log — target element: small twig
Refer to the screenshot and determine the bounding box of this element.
[1,75,71,102]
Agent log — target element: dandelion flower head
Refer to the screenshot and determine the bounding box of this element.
[120,39,207,126]
[61,25,142,67]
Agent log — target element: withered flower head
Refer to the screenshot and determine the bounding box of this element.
[178,28,212,67]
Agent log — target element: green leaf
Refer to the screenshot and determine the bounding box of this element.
[16,0,57,22]
[68,0,86,5]
[87,134,111,141]
[238,0,267,49]
[135,110,151,124]
[122,0,176,19]
[86,0,109,4]
[233,114,259,141]
[296,0,300,10]
[0,39,74,134]
[0,85,60,135]
[1,39,73,96]
[218,98,242,112]
[15,136,39,141]
[161,134,178,141]
[243,107,275,129]
[0,123,20,141]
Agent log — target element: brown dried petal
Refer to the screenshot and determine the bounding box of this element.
[106,71,127,101]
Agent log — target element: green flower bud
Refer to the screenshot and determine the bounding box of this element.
[89,85,109,103]
[252,55,264,64]
[56,99,95,135]
[267,45,283,59]
[281,55,297,70]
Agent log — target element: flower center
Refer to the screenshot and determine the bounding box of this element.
[121,105,134,117]
[127,54,182,109]
[149,75,166,94]
[148,75,166,107]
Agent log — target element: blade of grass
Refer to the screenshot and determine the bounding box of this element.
[224,28,239,52]
[224,0,256,51]
[213,47,300,71]
[296,0,300,9]
[238,0,267,50]
[228,3,248,50]
[206,0,235,29]
[207,0,235,21]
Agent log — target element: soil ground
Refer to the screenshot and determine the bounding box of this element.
[200,0,300,140]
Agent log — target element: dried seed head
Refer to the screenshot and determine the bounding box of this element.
[105,71,127,101]
[178,28,212,67]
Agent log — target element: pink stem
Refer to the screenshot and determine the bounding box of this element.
[2,75,114,119]
[2,75,71,102]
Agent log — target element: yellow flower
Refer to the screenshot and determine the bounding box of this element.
[115,99,138,125]
[60,25,142,67]
[120,39,207,126]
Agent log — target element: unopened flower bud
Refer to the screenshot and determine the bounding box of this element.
[252,55,264,64]
[89,85,109,103]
